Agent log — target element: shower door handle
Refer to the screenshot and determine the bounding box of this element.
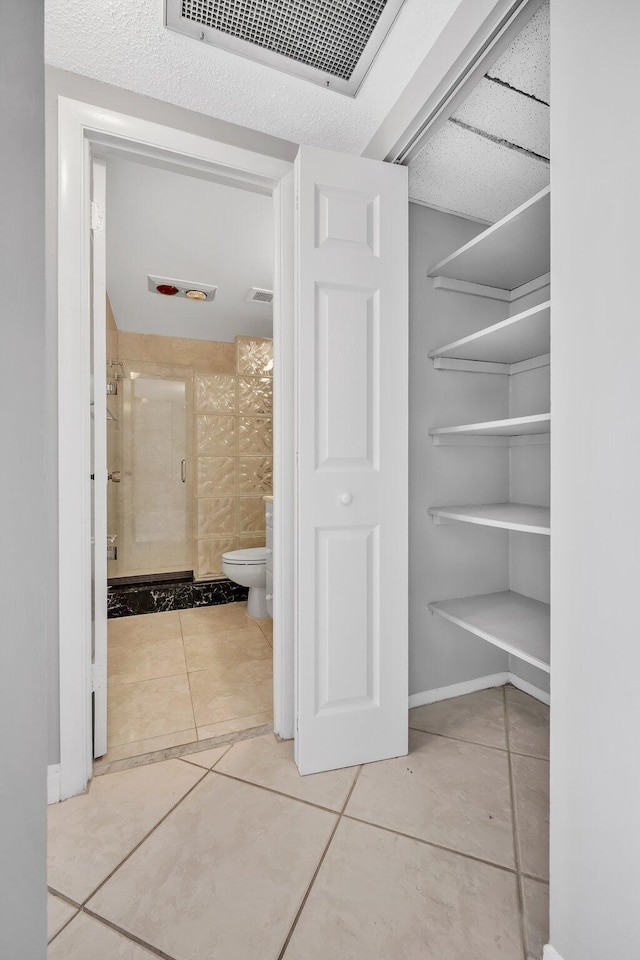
[181,459,186,483]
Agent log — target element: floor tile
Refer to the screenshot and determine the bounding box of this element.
[48,912,157,958]
[108,675,194,746]
[48,759,203,903]
[346,729,515,868]
[47,893,77,942]
[283,817,523,960]
[197,712,272,741]
[521,877,549,959]
[189,657,273,727]
[256,617,273,645]
[179,601,250,635]
[99,729,197,765]
[511,754,549,880]
[88,774,337,960]
[216,733,358,811]
[409,687,507,749]
[108,634,187,686]
[108,611,182,644]
[180,744,231,769]
[182,625,271,673]
[506,686,550,759]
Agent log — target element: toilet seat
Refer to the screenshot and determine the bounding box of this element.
[222,547,266,565]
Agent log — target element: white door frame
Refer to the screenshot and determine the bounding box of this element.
[57,96,295,800]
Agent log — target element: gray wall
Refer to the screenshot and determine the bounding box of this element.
[44,68,296,764]
[0,3,47,957]
[409,203,511,696]
[549,0,640,957]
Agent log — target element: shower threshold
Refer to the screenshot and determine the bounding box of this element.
[107,571,248,619]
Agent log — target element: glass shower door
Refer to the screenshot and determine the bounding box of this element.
[112,360,194,579]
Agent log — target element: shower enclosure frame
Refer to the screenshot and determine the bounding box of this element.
[56,97,295,801]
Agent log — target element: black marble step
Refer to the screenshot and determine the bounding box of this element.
[108,576,248,618]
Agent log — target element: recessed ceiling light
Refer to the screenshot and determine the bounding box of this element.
[156,283,179,296]
[185,289,208,301]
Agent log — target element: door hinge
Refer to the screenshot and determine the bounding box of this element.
[91,200,105,232]
[91,662,106,694]
[295,192,299,211]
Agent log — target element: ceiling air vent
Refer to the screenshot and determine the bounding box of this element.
[165,0,407,97]
[246,287,274,304]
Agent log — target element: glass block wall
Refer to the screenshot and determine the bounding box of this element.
[194,336,273,579]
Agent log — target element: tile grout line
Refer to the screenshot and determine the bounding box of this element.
[77,767,210,911]
[504,685,529,960]
[408,724,547,761]
[342,812,519,877]
[81,909,180,960]
[209,766,351,816]
[46,897,81,947]
[276,764,364,960]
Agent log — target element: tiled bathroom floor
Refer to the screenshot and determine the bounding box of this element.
[48,686,549,959]
[103,603,273,764]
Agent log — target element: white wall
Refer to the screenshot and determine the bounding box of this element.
[549,1,640,958]
[0,3,47,956]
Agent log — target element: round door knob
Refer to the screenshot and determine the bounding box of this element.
[265,548,272,556]
[340,492,353,505]
[266,594,273,601]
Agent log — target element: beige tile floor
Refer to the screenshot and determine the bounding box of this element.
[48,684,549,959]
[104,603,273,763]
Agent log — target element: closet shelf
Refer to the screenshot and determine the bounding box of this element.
[429,413,550,440]
[428,186,550,290]
[429,301,550,365]
[428,502,550,535]
[429,590,550,673]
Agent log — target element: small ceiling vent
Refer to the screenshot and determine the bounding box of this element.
[246,287,274,304]
[165,0,407,96]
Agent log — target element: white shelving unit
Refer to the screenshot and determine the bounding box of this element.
[429,413,550,441]
[429,591,550,673]
[429,301,550,365]
[428,186,550,290]
[426,186,551,677]
[428,503,550,535]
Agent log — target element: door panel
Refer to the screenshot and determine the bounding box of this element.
[295,145,408,774]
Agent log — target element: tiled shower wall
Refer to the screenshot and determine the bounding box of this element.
[194,336,273,580]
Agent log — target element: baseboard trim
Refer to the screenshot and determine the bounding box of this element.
[509,672,550,705]
[409,672,549,709]
[543,946,563,960]
[47,764,61,805]
[409,673,510,708]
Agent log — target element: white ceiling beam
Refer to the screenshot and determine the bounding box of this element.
[362,0,545,164]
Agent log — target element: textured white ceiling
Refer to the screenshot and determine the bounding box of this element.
[409,121,549,223]
[408,0,549,222]
[45,0,463,154]
[488,0,550,104]
[106,157,273,342]
[453,76,549,159]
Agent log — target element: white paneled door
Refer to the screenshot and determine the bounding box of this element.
[294,145,408,774]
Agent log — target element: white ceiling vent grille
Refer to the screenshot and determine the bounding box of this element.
[166,0,407,96]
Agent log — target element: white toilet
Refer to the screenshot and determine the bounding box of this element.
[222,547,268,619]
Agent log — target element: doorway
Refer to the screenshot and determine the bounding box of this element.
[57,98,296,799]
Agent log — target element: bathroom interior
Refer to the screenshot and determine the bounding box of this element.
[101,156,276,766]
